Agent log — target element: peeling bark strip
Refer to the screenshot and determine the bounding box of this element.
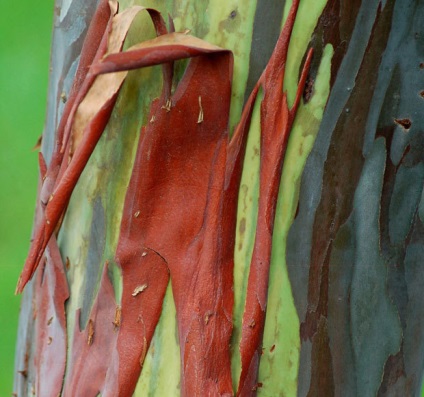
[103,33,234,396]
[16,1,168,293]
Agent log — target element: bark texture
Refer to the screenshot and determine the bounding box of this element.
[14,0,424,396]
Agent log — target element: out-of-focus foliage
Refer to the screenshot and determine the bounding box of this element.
[0,1,53,394]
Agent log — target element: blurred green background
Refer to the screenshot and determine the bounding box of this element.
[0,0,54,394]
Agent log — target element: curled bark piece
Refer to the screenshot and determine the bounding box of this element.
[66,5,170,153]
[94,32,232,74]
[39,0,117,211]
[236,0,313,394]
[17,4,167,294]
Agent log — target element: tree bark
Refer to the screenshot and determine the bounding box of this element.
[14,0,424,396]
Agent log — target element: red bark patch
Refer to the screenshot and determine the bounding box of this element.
[63,263,117,396]
[104,34,235,395]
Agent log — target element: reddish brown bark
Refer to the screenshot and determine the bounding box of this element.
[63,263,117,395]
[104,35,234,396]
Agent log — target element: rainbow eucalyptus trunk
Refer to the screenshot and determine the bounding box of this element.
[13,0,424,396]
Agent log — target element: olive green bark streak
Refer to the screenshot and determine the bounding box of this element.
[232,89,262,388]
[283,0,329,107]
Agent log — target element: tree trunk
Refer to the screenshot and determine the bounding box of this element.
[14,0,424,396]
